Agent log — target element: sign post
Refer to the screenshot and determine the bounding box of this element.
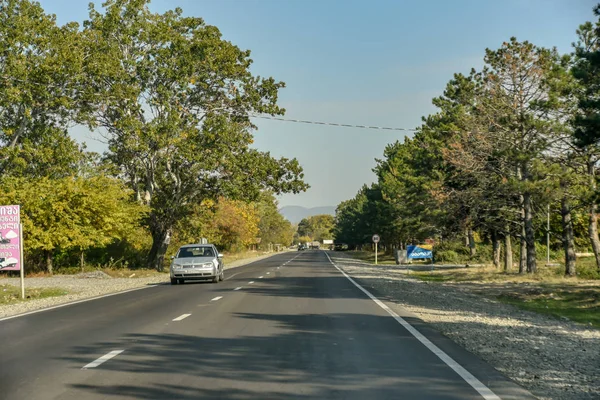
[372,234,380,265]
[19,223,24,299]
[0,205,23,298]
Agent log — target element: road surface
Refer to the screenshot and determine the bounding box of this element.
[0,250,535,399]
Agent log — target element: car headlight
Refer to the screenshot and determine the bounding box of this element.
[172,263,183,269]
[202,262,213,268]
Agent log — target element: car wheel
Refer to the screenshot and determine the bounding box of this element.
[219,270,224,281]
[212,275,219,283]
[170,278,177,285]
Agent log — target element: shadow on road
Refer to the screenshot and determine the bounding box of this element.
[59,312,481,400]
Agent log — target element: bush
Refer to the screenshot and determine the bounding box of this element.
[435,250,460,263]
[577,257,600,280]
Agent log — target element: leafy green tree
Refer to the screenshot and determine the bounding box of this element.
[297,214,334,242]
[81,0,307,270]
[0,176,146,273]
[256,192,294,248]
[0,0,86,178]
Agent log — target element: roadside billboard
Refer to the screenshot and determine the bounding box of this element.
[0,205,21,271]
[407,244,433,259]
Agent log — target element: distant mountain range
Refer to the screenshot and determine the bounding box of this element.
[279,206,335,224]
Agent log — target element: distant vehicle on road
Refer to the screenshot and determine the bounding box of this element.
[170,244,224,285]
[298,244,306,251]
[310,241,320,249]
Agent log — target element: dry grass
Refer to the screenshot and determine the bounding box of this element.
[101,268,167,278]
[339,250,399,265]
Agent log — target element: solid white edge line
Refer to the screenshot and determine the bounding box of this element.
[234,287,242,291]
[172,313,191,321]
[0,285,157,322]
[82,350,125,369]
[211,296,223,301]
[323,252,501,400]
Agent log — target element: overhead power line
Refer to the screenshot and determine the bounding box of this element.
[249,114,418,132]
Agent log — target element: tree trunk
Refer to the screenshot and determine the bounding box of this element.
[561,193,576,276]
[519,193,527,274]
[46,250,53,275]
[588,203,600,272]
[519,225,527,274]
[523,192,537,273]
[148,227,172,271]
[492,231,501,268]
[465,227,470,247]
[504,232,512,272]
[587,158,600,272]
[80,251,85,273]
[468,227,476,258]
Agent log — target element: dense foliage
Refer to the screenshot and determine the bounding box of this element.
[334,7,600,277]
[0,0,305,273]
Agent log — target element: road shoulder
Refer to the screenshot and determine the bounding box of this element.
[327,251,600,400]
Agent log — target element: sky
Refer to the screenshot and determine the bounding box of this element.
[39,0,598,208]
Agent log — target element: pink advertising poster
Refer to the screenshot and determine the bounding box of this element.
[0,205,21,271]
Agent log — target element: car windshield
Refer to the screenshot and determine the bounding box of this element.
[177,246,214,258]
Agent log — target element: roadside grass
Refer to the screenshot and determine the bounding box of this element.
[0,284,69,305]
[339,250,399,265]
[406,259,600,328]
[337,251,600,328]
[497,288,600,328]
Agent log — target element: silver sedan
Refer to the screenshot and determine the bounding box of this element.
[170,244,224,284]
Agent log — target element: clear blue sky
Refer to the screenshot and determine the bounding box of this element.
[40,0,597,208]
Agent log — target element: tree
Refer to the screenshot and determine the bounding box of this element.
[297,214,334,242]
[81,0,308,270]
[0,0,86,178]
[471,38,565,273]
[0,176,146,273]
[256,192,294,248]
[571,16,600,272]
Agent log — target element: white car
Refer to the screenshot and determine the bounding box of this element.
[0,257,18,269]
[169,244,224,285]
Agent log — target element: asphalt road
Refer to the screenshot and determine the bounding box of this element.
[0,250,535,400]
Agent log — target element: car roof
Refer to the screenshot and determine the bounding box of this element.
[179,244,215,248]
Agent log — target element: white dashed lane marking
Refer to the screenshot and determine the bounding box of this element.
[82,350,124,369]
[211,296,223,302]
[249,281,255,284]
[172,314,191,322]
[266,272,270,275]
[234,287,242,291]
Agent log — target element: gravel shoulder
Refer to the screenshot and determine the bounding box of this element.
[328,251,600,400]
[0,251,283,319]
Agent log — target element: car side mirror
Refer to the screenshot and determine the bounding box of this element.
[218,253,224,258]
